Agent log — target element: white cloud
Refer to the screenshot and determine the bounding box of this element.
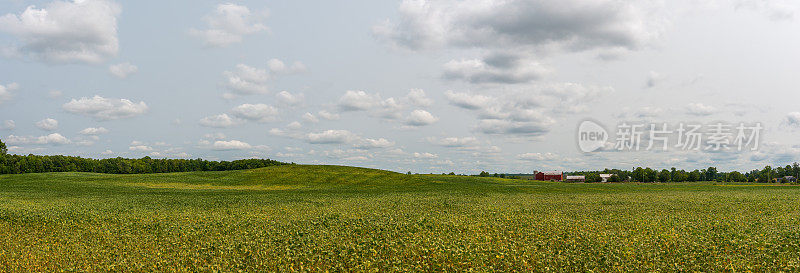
[286,121,302,130]
[101,149,114,155]
[356,138,395,149]
[79,127,109,135]
[686,103,716,116]
[406,109,438,126]
[212,140,252,151]
[0,83,19,104]
[222,60,304,97]
[306,130,358,144]
[338,90,381,111]
[267,58,307,74]
[379,98,404,119]
[0,0,121,64]
[374,0,663,54]
[517,152,558,161]
[109,62,138,79]
[35,118,58,131]
[1,120,15,130]
[5,133,70,145]
[477,119,553,136]
[406,88,433,107]
[230,103,278,122]
[276,91,304,106]
[429,136,479,147]
[318,110,340,120]
[199,113,239,128]
[413,152,438,159]
[190,3,267,47]
[63,95,148,121]
[223,64,270,95]
[302,112,319,123]
[442,55,549,84]
[444,90,493,110]
[129,145,153,152]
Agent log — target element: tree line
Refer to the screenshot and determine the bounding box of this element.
[0,139,285,175]
[571,164,800,183]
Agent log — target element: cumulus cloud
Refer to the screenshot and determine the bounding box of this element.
[428,136,479,147]
[406,89,433,107]
[517,152,558,161]
[444,90,493,110]
[477,119,553,136]
[79,127,109,135]
[302,112,319,123]
[406,109,438,126]
[223,60,305,96]
[267,58,307,74]
[0,0,121,64]
[109,62,138,78]
[199,113,239,128]
[374,0,663,54]
[223,64,270,95]
[5,133,70,145]
[413,152,438,159]
[338,90,382,111]
[129,145,153,152]
[317,110,340,120]
[355,138,395,149]
[63,95,148,121]
[229,103,278,122]
[686,103,716,116]
[0,83,19,104]
[212,140,252,151]
[442,54,550,84]
[35,118,58,131]
[190,3,267,47]
[306,130,358,144]
[276,91,304,106]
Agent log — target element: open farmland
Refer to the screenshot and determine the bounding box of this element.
[1,165,799,271]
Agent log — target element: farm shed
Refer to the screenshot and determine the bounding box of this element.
[565,176,586,182]
[535,171,563,181]
[599,174,612,182]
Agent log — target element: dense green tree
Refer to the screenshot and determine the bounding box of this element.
[0,139,6,156]
[658,169,671,182]
[585,173,601,183]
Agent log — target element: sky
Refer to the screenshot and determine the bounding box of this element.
[1,0,800,174]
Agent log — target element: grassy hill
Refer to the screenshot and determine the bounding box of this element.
[1,165,799,271]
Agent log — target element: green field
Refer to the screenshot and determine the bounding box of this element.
[1,165,799,271]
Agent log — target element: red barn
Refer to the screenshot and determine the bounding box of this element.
[535,171,564,181]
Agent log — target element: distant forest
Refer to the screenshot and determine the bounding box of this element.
[0,139,286,175]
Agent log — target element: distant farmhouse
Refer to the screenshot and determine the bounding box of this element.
[600,174,612,182]
[565,175,585,182]
[535,171,564,181]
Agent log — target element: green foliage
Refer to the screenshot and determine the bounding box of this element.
[1,165,800,271]
[0,153,284,175]
[585,173,601,183]
[0,139,6,156]
[658,169,671,182]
